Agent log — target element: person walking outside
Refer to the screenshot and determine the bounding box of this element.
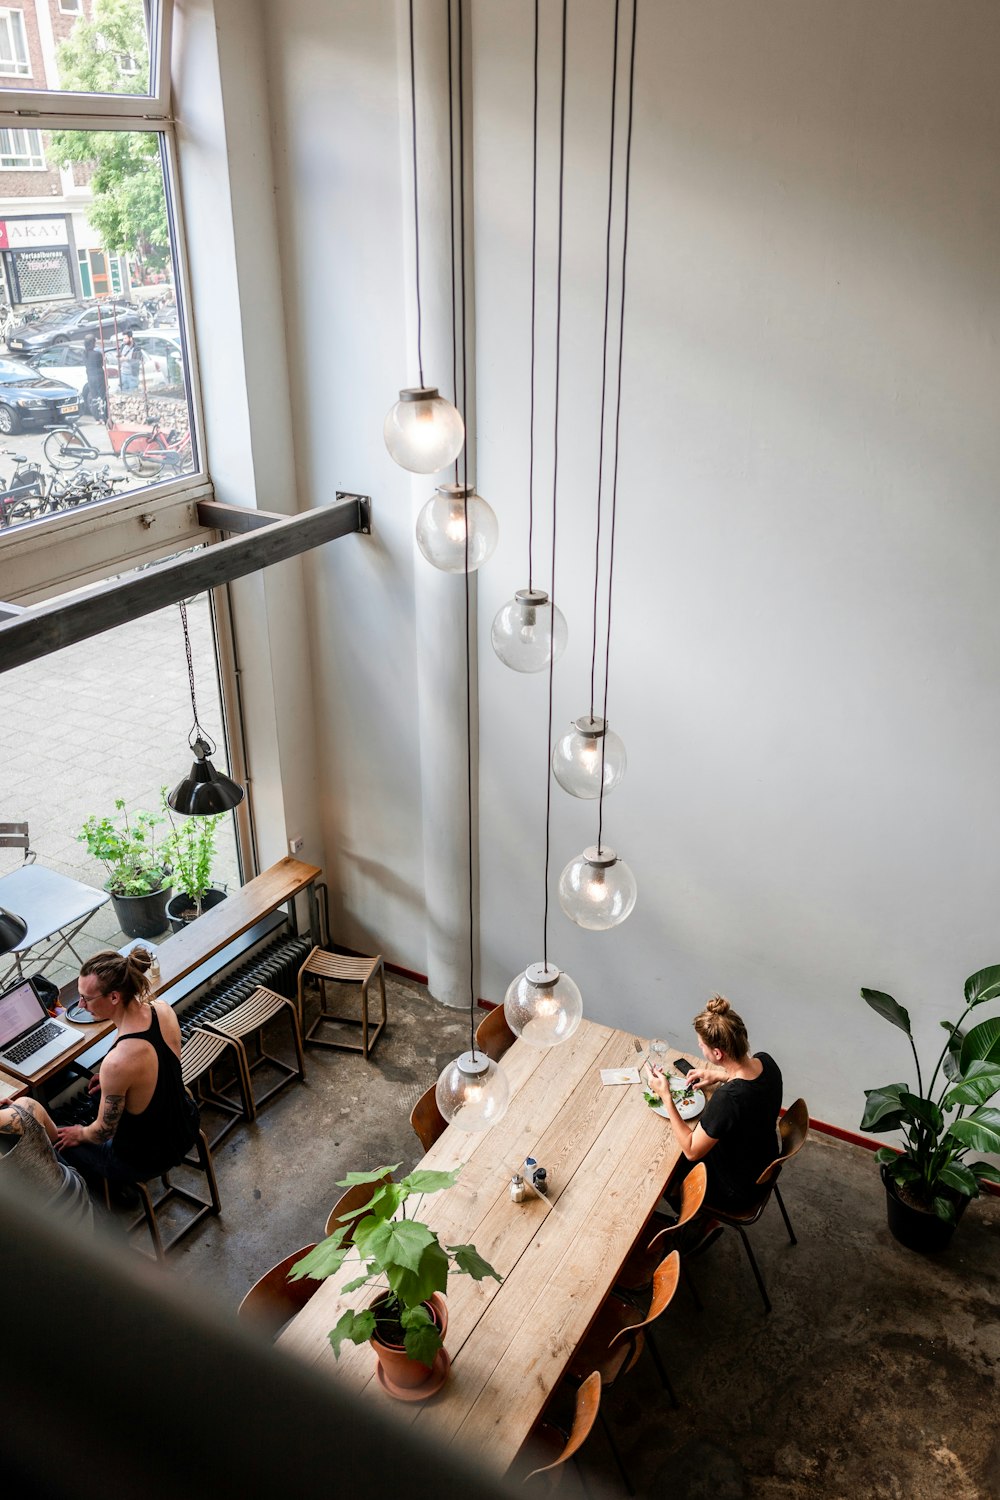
[119,330,143,393]
[83,335,107,419]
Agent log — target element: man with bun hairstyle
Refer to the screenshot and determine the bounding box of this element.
[55,947,198,1188]
[649,995,782,1211]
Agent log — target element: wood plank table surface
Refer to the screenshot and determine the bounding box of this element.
[277,1019,693,1473]
[5,857,321,1093]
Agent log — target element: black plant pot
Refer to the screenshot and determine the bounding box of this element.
[881,1164,969,1253]
[109,884,173,942]
[166,887,227,933]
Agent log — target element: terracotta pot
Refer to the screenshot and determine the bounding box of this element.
[369,1292,448,1392]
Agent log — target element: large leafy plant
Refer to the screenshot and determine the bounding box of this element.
[78,800,168,896]
[291,1165,501,1366]
[162,791,223,913]
[861,964,1000,1221]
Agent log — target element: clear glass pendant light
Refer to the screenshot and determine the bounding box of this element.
[436,1050,510,1131]
[504,962,583,1048]
[416,482,498,573]
[491,588,568,673]
[558,845,637,930]
[551,716,626,800]
[384,387,465,474]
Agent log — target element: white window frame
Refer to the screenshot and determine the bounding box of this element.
[0,124,44,167]
[58,0,83,13]
[0,0,171,112]
[0,8,30,78]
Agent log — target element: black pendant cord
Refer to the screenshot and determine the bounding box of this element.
[408,0,425,387]
[527,0,539,591]
[597,0,638,857]
[589,0,621,726]
[543,0,569,972]
[448,0,459,479]
[178,600,211,751]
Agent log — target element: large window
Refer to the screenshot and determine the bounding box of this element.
[0,9,30,79]
[0,126,44,168]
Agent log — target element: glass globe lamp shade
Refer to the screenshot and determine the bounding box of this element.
[491,588,568,673]
[558,845,637,930]
[504,962,583,1048]
[416,483,499,573]
[435,1050,510,1132]
[551,716,626,800]
[384,386,465,474]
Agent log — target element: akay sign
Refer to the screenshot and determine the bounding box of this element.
[0,218,70,249]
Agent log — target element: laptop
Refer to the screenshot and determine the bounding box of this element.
[0,979,81,1081]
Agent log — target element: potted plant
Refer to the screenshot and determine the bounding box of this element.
[860,964,1000,1252]
[78,800,172,941]
[161,794,227,929]
[291,1164,501,1399]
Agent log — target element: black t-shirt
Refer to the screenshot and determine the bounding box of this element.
[700,1052,783,1208]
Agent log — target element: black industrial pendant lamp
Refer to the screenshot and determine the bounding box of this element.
[167,600,245,817]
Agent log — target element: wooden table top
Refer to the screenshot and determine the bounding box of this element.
[277,1019,690,1473]
[5,857,320,1091]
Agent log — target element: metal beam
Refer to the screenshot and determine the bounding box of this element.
[0,493,371,674]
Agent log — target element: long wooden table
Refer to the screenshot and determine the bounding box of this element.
[277,1019,689,1473]
[0,856,320,1098]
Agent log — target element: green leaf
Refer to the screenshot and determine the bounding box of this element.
[289,1231,348,1282]
[893,1158,921,1184]
[963,965,1000,1008]
[400,1167,460,1195]
[861,989,912,1036]
[448,1243,503,1283]
[874,1147,899,1165]
[403,1318,443,1367]
[969,1161,1000,1186]
[936,1162,979,1198]
[387,1239,450,1311]
[899,1092,943,1136]
[946,1107,1000,1155]
[860,1083,908,1133]
[959,1017,1000,1077]
[400,1304,432,1329]
[335,1164,400,1187]
[328,1308,376,1358]
[354,1217,435,1275]
[341,1273,376,1294]
[943,1061,1000,1109]
[932,1196,957,1224]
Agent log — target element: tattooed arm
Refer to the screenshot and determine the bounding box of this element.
[55,1053,131,1150]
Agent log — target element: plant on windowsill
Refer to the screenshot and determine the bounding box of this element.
[860,964,1000,1253]
[290,1164,502,1399]
[77,800,172,941]
[161,791,227,929]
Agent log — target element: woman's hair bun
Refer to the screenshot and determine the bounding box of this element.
[706,994,731,1015]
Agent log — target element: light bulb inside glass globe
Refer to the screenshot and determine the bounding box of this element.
[491,588,568,673]
[384,386,465,474]
[435,1050,510,1131]
[551,716,627,800]
[504,962,583,1048]
[558,845,638,930]
[416,482,499,573]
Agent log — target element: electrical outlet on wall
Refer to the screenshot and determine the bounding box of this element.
[288,835,304,855]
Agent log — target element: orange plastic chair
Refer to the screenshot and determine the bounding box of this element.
[237,1243,321,1336]
[323,1171,392,1239]
[475,1004,516,1063]
[522,1371,603,1488]
[410,1084,447,1152]
[615,1161,707,1293]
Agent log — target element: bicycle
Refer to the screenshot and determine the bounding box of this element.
[43,419,105,472]
[0,447,46,527]
[121,422,193,479]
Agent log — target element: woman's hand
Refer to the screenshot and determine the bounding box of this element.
[648,1064,671,1102]
[54,1124,86,1150]
[685,1063,726,1090]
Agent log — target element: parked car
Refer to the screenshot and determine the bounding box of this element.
[5,299,148,355]
[132,329,185,388]
[0,358,81,433]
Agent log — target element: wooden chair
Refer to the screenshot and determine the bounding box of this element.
[108,1128,222,1263]
[695,1098,810,1314]
[520,1371,604,1490]
[475,1004,516,1062]
[296,946,387,1059]
[568,1251,681,1407]
[323,1170,392,1239]
[237,1243,322,1336]
[0,822,34,864]
[410,1083,447,1152]
[180,1026,256,1150]
[206,985,306,1111]
[615,1160,707,1297]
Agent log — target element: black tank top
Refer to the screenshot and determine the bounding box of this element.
[109,1005,197,1174]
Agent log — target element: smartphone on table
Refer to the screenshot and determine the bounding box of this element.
[673,1056,694,1076]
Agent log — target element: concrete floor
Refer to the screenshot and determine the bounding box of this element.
[145,974,999,1500]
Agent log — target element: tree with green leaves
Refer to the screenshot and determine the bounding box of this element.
[46,0,169,270]
[291,1164,502,1367]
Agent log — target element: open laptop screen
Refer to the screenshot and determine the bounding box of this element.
[0,982,46,1050]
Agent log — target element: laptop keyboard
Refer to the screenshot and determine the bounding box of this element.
[3,1020,63,1065]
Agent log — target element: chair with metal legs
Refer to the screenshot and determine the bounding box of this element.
[518,1370,604,1491]
[615,1160,707,1299]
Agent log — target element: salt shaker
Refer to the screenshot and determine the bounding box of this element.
[509,1173,526,1204]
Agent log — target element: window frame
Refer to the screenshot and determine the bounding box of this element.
[0,0,171,114]
[58,0,83,13]
[0,123,44,167]
[0,7,30,79]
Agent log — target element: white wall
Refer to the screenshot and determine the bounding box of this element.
[247,0,1000,1131]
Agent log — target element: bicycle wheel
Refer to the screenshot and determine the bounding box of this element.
[43,427,90,471]
[121,431,168,478]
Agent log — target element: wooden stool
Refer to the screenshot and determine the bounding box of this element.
[181,1026,256,1150]
[206,985,306,1110]
[108,1129,222,1263]
[296,947,387,1059]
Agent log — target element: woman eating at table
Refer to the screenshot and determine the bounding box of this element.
[648,994,782,1212]
[54,947,199,1191]
[0,1095,93,1227]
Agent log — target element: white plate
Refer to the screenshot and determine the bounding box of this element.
[649,1090,705,1122]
